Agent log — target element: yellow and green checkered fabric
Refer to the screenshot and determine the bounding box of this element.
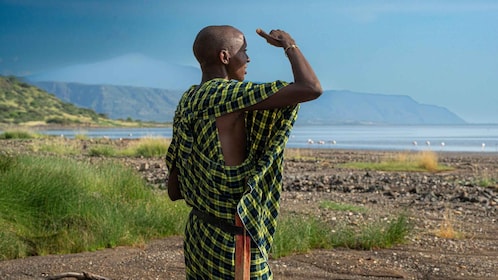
[165,78,298,279]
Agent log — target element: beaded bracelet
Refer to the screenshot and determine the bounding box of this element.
[284,44,298,56]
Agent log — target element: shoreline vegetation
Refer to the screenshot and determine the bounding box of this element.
[0,131,413,261]
[0,122,172,131]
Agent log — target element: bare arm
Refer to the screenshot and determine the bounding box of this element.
[248,29,322,110]
[167,165,183,201]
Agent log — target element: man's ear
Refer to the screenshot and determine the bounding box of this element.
[219,49,230,65]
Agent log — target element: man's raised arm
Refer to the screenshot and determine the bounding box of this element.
[248,28,322,110]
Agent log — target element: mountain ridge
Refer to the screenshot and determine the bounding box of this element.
[31,81,466,125]
[31,81,183,122]
[297,90,465,125]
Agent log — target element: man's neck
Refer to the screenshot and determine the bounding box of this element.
[201,76,228,84]
[200,65,229,84]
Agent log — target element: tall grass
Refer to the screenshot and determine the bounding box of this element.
[341,151,452,172]
[88,144,118,157]
[435,207,463,239]
[414,151,439,172]
[120,137,171,158]
[284,148,315,160]
[0,129,41,139]
[30,138,82,155]
[0,154,188,260]
[474,168,497,189]
[24,137,171,158]
[271,213,410,258]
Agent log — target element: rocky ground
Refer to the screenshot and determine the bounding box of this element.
[0,139,497,279]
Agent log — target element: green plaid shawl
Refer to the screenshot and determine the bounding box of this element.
[166,78,298,277]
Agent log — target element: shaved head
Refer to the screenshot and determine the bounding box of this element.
[193,25,244,67]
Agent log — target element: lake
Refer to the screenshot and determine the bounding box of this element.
[25,124,498,153]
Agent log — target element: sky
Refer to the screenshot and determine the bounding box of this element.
[1,0,497,123]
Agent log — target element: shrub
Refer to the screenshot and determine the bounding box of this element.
[0,129,38,139]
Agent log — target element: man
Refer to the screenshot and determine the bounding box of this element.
[165,25,322,279]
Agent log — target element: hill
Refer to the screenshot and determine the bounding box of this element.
[32,81,183,122]
[32,81,466,125]
[0,76,130,127]
[298,90,466,125]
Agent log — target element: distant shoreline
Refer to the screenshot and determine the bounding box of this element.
[0,123,172,131]
[3,124,497,154]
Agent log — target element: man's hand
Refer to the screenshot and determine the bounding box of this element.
[256,28,296,49]
[248,27,322,111]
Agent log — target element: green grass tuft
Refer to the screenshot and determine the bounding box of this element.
[0,129,41,139]
[271,213,410,258]
[120,137,170,158]
[0,154,188,260]
[30,138,82,155]
[88,144,118,157]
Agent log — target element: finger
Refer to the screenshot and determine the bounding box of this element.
[256,28,279,45]
[256,28,270,40]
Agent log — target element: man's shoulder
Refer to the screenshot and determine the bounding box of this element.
[181,79,291,112]
[202,78,289,87]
